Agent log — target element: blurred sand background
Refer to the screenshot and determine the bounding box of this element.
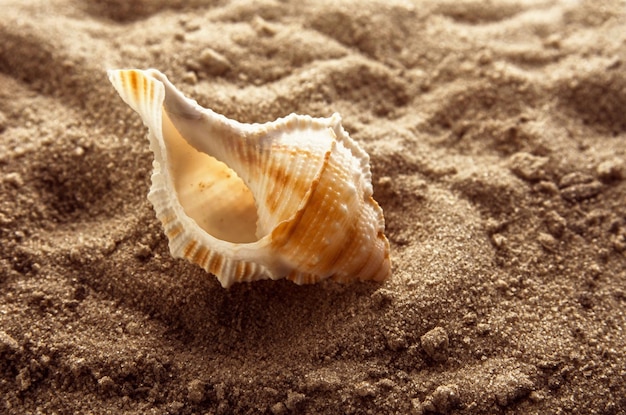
[1,0,625,413]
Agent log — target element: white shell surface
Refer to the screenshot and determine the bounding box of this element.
[108,69,390,287]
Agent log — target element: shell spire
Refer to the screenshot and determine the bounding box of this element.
[108,68,391,287]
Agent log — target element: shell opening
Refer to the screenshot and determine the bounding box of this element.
[162,111,259,244]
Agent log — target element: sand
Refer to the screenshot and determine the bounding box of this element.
[1,0,625,413]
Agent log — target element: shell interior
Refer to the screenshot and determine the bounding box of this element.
[162,111,258,243]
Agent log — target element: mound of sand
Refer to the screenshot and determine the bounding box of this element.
[1,0,625,413]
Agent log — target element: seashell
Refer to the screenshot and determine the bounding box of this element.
[107,68,390,288]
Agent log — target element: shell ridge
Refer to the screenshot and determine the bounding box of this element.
[269,144,332,248]
[243,121,336,238]
[329,113,374,196]
[267,137,389,283]
[264,144,335,280]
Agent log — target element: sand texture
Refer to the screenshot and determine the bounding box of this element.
[1,0,626,413]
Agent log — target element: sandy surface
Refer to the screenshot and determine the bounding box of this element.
[1,0,625,413]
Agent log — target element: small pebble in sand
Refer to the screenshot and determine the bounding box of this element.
[421,327,449,362]
[430,384,460,413]
[187,379,206,404]
[377,175,393,189]
[134,243,152,260]
[417,384,460,414]
[597,158,625,182]
[559,172,603,201]
[98,375,116,393]
[0,331,20,354]
[493,371,534,407]
[544,210,567,238]
[537,232,558,251]
[4,172,23,187]
[490,233,507,249]
[251,16,277,36]
[182,71,198,84]
[535,180,559,195]
[270,402,287,415]
[355,381,376,397]
[285,391,306,411]
[198,48,232,76]
[529,390,546,402]
[508,152,549,181]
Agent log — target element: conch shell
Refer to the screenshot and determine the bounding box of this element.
[108,69,390,288]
